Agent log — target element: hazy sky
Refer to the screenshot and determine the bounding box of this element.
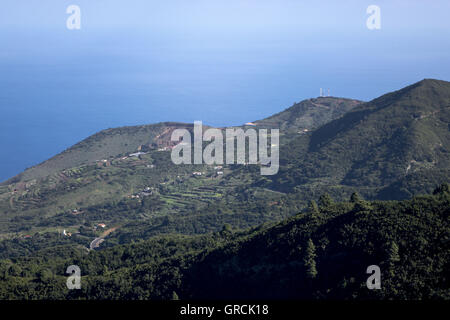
[1,1,450,181]
[2,1,450,31]
[2,1,450,109]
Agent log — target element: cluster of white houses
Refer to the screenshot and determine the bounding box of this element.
[62,223,106,237]
[130,186,154,199]
[192,165,224,177]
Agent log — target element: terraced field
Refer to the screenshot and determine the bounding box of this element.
[0,143,287,239]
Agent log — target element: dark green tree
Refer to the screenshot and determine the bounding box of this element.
[304,239,318,279]
[351,192,371,211]
[172,291,180,300]
[388,241,400,276]
[318,193,333,208]
[220,224,232,237]
[350,192,362,203]
[308,200,320,216]
[433,183,449,195]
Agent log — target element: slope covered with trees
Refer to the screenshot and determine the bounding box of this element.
[254,96,362,132]
[271,79,450,199]
[0,80,449,301]
[0,185,448,300]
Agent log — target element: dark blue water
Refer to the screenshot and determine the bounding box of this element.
[1,1,450,182]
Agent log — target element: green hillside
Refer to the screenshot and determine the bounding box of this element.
[255,96,362,132]
[0,80,448,236]
[3,97,360,185]
[0,97,362,236]
[4,122,195,183]
[271,79,450,198]
[1,185,448,300]
[0,79,449,300]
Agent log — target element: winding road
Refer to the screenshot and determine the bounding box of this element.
[89,237,104,250]
[89,226,118,250]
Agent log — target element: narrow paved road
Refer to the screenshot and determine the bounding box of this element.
[9,196,14,210]
[89,227,118,250]
[89,237,104,250]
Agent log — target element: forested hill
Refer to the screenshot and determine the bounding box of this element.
[271,79,450,198]
[0,79,449,300]
[254,96,362,132]
[0,79,449,240]
[0,185,448,300]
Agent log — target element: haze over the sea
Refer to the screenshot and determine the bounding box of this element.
[1,0,450,181]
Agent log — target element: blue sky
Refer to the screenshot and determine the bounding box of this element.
[2,1,450,110]
[1,0,450,181]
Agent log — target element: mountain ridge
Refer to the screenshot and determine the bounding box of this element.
[0,78,448,240]
[270,78,450,197]
[3,97,361,184]
[253,96,362,132]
